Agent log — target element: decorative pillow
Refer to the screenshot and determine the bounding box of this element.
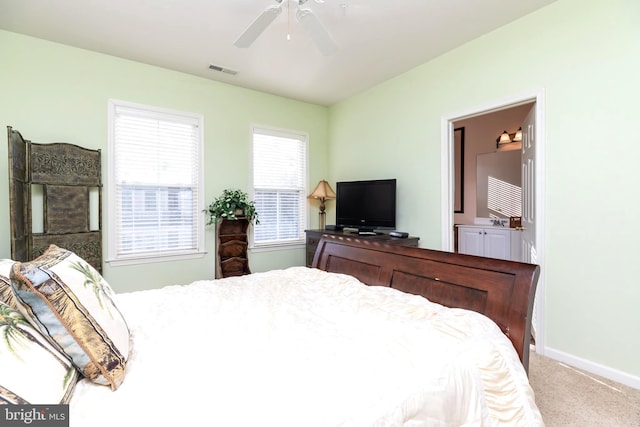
[0,301,79,404]
[10,245,130,390]
[0,259,19,310]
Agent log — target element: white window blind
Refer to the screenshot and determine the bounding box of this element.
[108,100,204,264]
[252,127,307,246]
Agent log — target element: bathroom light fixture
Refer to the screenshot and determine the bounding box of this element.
[513,127,523,142]
[497,130,511,145]
[496,127,522,148]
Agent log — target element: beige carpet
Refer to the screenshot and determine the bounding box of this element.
[529,351,640,426]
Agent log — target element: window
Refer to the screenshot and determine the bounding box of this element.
[108,100,204,264]
[252,127,308,247]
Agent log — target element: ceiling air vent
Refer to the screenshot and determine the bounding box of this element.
[208,64,238,75]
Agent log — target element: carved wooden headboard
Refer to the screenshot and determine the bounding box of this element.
[7,126,103,272]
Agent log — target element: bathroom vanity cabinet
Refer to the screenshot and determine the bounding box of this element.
[456,225,522,261]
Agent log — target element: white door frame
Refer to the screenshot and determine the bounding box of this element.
[440,88,547,354]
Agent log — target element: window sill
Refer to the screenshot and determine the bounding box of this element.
[107,251,206,267]
[250,242,305,253]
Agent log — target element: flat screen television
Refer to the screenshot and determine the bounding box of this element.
[335,179,396,232]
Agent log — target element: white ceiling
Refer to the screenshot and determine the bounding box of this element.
[0,0,556,106]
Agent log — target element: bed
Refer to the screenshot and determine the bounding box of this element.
[1,236,542,426]
[3,128,542,425]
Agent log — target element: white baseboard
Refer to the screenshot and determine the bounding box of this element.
[540,346,640,390]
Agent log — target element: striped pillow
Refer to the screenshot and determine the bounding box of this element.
[10,245,130,390]
[0,301,79,404]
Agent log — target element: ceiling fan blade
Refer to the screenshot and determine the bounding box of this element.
[296,8,337,56]
[234,5,283,48]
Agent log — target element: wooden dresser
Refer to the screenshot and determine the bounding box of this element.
[305,229,420,267]
[216,218,251,278]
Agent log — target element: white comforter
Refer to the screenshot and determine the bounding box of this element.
[69,267,543,426]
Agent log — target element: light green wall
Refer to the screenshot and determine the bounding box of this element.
[328,0,640,378]
[0,30,328,292]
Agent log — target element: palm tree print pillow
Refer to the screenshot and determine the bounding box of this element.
[10,245,130,391]
[0,259,20,310]
[0,301,79,404]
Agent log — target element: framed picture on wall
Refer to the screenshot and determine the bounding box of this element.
[454,127,465,213]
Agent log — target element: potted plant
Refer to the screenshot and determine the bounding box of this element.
[205,188,259,225]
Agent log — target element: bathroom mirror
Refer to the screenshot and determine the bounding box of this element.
[476,150,522,218]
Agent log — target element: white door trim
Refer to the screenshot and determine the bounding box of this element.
[440,88,547,354]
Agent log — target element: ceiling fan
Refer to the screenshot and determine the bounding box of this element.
[234,0,338,56]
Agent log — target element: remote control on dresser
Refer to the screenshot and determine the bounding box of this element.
[389,231,409,238]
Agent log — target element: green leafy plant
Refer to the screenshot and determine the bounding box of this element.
[206,189,259,225]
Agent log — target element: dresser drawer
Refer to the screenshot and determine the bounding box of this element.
[218,240,248,259]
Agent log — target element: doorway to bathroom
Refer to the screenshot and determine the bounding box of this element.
[441,90,545,351]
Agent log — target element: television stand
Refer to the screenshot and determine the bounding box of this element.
[304,229,420,267]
